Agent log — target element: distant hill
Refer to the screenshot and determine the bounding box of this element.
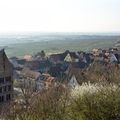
[0,34,119,58]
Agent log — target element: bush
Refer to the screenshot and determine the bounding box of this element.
[1,86,70,120]
[1,62,120,120]
[71,84,120,120]
[1,84,120,120]
[84,62,120,84]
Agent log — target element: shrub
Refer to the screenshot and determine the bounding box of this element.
[2,86,70,120]
[71,84,120,120]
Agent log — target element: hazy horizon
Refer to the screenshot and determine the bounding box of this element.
[0,32,120,36]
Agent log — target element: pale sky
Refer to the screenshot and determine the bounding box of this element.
[0,0,120,33]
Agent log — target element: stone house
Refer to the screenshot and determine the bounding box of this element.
[0,49,13,103]
[20,68,56,91]
[20,68,44,91]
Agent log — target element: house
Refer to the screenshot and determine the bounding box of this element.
[109,53,118,63]
[20,68,44,91]
[24,60,52,73]
[29,72,56,89]
[10,57,26,71]
[24,60,40,71]
[92,48,102,56]
[109,47,118,52]
[33,51,46,61]
[10,57,24,70]
[69,52,80,62]
[64,53,72,62]
[0,49,13,103]
[24,55,33,61]
[10,58,19,68]
[21,68,55,91]
[65,63,87,85]
[67,61,87,70]
[38,60,52,73]
[49,51,80,64]
[92,48,99,53]
[48,65,63,77]
[20,68,57,91]
[44,75,56,89]
[68,75,79,88]
[48,62,68,79]
[10,57,26,66]
[49,53,65,63]
[64,52,79,63]
[16,59,26,66]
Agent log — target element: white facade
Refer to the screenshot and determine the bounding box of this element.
[64,53,72,62]
[68,75,79,88]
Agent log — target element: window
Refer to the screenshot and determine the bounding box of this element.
[5,76,12,83]
[0,78,4,84]
[6,94,11,101]
[4,86,7,92]
[0,87,2,93]
[8,85,12,91]
[0,96,4,103]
